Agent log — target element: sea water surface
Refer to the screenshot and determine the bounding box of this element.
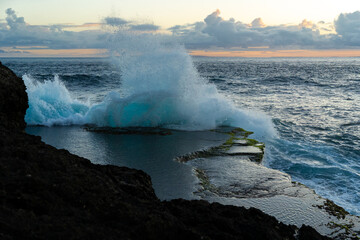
[3,56,360,215]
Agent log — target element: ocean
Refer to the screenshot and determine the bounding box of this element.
[2,55,360,216]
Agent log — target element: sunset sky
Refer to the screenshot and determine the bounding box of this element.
[1,0,360,57]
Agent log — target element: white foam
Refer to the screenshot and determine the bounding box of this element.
[24,74,89,126]
[24,30,275,137]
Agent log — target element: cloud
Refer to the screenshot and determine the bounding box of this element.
[103,17,160,32]
[80,23,102,28]
[5,8,26,30]
[0,48,29,54]
[129,24,159,31]
[334,11,360,46]
[0,9,107,49]
[104,17,129,26]
[3,8,360,55]
[0,9,159,51]
[299,19,315,29]
[169,10,338,50]
[251,18,266,28]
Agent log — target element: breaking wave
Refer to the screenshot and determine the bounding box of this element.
[24,31,275,136]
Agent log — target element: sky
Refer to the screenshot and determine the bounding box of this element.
[1,0,360,57]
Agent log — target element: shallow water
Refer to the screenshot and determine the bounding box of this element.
[4,56,360,215]
[26,126,228,200]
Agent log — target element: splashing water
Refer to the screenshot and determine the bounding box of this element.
[24,31,275,136]
[24,74,89,126]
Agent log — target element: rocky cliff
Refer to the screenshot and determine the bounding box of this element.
[0,62,27,130]
[0,62,330,240]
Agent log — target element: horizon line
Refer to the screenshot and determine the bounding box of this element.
[2,49,360,58]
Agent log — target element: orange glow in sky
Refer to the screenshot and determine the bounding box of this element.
[3,48,360,58]
[190,50,360,58]
[0,48,108,58]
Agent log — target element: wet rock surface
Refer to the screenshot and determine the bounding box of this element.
[0,62,331,239]
[175,128,265,163]
[181,125,359,239]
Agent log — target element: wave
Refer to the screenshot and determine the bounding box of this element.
[24,75,89,126]
[24,31,275,136]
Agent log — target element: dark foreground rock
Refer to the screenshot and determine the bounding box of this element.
[0,62,331,239]
[0,62,27,130]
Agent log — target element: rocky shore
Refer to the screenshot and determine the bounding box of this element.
[0,62,330,239]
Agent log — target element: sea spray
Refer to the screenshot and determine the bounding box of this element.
[23,30,275,136]
[24,74,89,126]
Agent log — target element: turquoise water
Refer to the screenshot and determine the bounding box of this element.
[3,56,360,215]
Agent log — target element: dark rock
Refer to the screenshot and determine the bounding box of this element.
[299,225,332,240]
[0,62,28,131]
[165,199,297,240]
[0,63,332,239]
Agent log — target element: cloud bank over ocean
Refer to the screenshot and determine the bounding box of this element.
[1,8,360,55]
[169,9,334,49]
